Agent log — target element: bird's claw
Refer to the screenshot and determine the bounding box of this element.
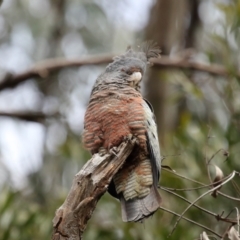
[110,146,119,157]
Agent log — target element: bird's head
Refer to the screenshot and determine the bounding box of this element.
[92,42,160,92]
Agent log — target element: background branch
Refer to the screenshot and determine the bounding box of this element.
[0,54,237,91]
[0,55,114,91]
[52,137,136,240]
[152,56,230,76]
[0,111,59,122]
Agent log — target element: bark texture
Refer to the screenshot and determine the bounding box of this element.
[52,137,136,240]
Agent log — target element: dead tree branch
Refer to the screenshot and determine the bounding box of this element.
[0,54,238,91]
[52,137,136,240]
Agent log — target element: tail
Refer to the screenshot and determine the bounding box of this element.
[120,185,162,222]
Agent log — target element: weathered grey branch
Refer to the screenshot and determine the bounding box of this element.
[52,137,136,240]
[0,54,238,91]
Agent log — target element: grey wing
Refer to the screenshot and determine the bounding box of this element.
[119,99,162,222]
[142,99,161,186]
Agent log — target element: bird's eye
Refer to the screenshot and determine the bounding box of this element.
[123,69,132,75]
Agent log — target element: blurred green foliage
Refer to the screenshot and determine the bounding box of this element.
[0,0,240,239]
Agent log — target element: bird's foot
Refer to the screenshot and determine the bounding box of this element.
[110,146,119,157]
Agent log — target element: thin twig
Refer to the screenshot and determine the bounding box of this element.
[163,172,235,192]
[224,209,236,219]
[163,185,210,191]
[169,171,236,237]
[219,192,240,202]
[163,166,240,202]
[162,175,228,192]
[162,168,205,186]
[159,206,222,238]
[161,187,238,224]
[207,149,225,165]
[161,187,217,216]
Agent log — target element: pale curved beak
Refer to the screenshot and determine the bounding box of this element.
[129,72,142,83]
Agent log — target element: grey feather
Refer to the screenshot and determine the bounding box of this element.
[120,99,162,222]
[140,41,161,60]
[120,185,161,222]
[143,99,161,185]
[106,42,160,73]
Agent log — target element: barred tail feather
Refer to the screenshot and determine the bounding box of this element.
[120,185,162,222]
